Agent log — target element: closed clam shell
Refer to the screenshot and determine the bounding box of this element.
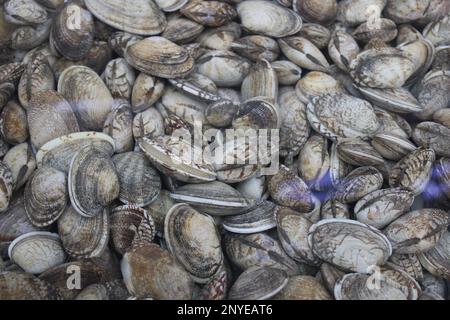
[58,66,113,131]
[161,87,207,126]
[328,30,360,72]
[273,275,332,300]
[318,262,346,294]
[51,3,94,60]
[108,32,143,58]
[180,0,237,27]
[139,135,216,183]
[103,58,135,100]
[278,88,310,161]
[435,157,450,199]
[399,38,435,87]
[222,200,276,234]
[121,243,194,299]
[320,198,350,219]
[0,63,24,84]
[168,73,220,102]
[132,107,165,142]
[268,165,314,213]
[293,0,337,24]
[298,134,329,188]
[8,231,66,274]
[155,0,189,12]
[198,267,229,300]
[308,219,392,273]
[233,97,280,130]
[68,146,120,218]
[103,104,133,154]
[165,204,223,283]
[111,205,155,255]
[131,73,165,113]
[333,166,384,204]
[372,133,415,161]
[196,22,241,51]
[36,132,115,173]
[0,100,28,145]
[145,190,175,237]
[112,152,161,207]
[350,47,415,89]
[276,207,320,265]
[433,45,450,70]
[241,60,278,102]
[228,266,288,300]
[418,231,450,279]
[412,122,450,158]
[421,272,448,298]
[337,0,386,26]
[170,181,249,216]
[0,271,60,300]
[307,93,380,140]
[389,253,424,282]
[197,50,251,87]
[384,209,450,254]
[3,143,36,191]
[24,166,67,228]
[27,90,80,150]
[389,148,435,196]
[231,36,280,62]
[278,37,330,73]
[125,37,194,79]
[272,61,302,86]
[85,0,167,36]
[0,161,14,212]
[58,206,109,259]
[423,14,450,46]
[354,188,414,229]
[4,0,48,25]
[0,82,14,111]
[216,165,260,184]
[295,71,344,104]
[329,141,352,188]
[298,23,331,50]
[433,108,450,128]
[337,138,384,166]
[224,232,300,276]
[205,99,239,128]
[352,18,398,43]
[162,16,204,44]
[236,1,302,38]
[357,86,423,114]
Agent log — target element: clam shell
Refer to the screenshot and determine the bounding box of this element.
[0,161,13,212]
[205,99,240,128]
[329,141,352,188]
[423,14,450,46]
[132,108,165,141]
[0,271,60,300]
[131,73,165,113]
[320,198,350,219]
[372,133,416,161]
[0,63,24,84]
[389,253,424,282]
[108,31,142,58]
[272,60,302,86]
[293,0,337,24]
[103,104,134,154]
[196,22,241,51]
[165,204,223,283]
[103,58,135,100]
[418,231,450,279]
[318,263,346,294]
[8,231,66,274]
[298,134,329,189]
[298,23,331,50]
[4,0,48,25]
[85,0,167,36]
[58,206,109,259]
[399,38,435,87]
[24,166,67,228]
[337,0,386,26]
[216,164,260,184]
[75,284,108,300]
[155,0,189,12]
[169,75,221,102]
[412,122,450,158]
[233,97,280,130]
[241,60,278,102]
[180,0,237,27]
[0,100,28,145]
[228,266,288,300]
[308,219,392,273]
[112,152,161,207]
[0,82,14,111]
[352,18,398,43]
[357,86,423,114]
[68,146,120,218]
[273,275,332,300]
[222,200,276,234]
[336,138,384,167]
[328,30,360,72]
[161,87,207,126]
[231,35,280,62]
[295,71,344,104]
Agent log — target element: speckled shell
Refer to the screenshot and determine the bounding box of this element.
[297,134,329,188]
[371,133,417,161]
[4,0,48,25]
[272,61,302,85]
[295,71,344,104]
[337,0,387,26]
[103,58,135,100]
[0,271,60,300]
[131,73,165,113]
[103,104,133,154]
[389,253,424,282]
[418,231,450,279]
[273,275,331,300]
[232,97,280,131]
[0,161,14,212]
[0,82,14,111]
[0,63,24,84]
[180,0,237,27]
[320,198,350,219]
[231,35,280,62]
[357,86,423,114]
[328,30,360,72]
[3,143,35,192]
[293,0,337,24]
[241,59,278,102]
[336,138,384,167]
[0,100,28,145]
[412,122,450,158]
[278,37,330,72]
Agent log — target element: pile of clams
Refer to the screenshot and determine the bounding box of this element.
[0,0,450,301]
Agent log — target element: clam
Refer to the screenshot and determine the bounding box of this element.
[241,60,278,102]
[329,141,352,188]
[0,271,60,300]
[165,204,223,283]
[293,0,337,25]
[433,106,450,129]
[423,14,450,46]
[412,122,450,158]
[198,267,229,300]
[111,205,155,255]
[112,152,161,207]
[103,58,135,100]
[352,18,398,43]
[328,30,360,72]
[155,0,189,12]
[398,38,435,86]
[24,166,67,228]
[108,32,143,58]
[84,0,167,36]
[58,66,113,131]
[180,0,237,27]
[320,198,350,220]
[354,188,414,229]
[205,99,240,128]
[418,231,450,279]
[222,200,276,234]
[298,23,331,50]
[75,284,109,300]
[295,71,344,104]
[298,134,330,189]
[162,16,204,44]
[3,143,36,191]
[308,219,392,273]
[228,266,288,300]
[0,100,28,145]
[170,181,249,216]
[132,108,165,142]
[58,205,109,259]
[336,138,384,167]
[168,73,220,102]
[273,275,332,300]
[389,253,424,282]
[160,87,207,126]
[121,243,195,299]
[196,22,241,51]
[272,61,302,86]
[145,190,175,237]
[236,1,302,38]
[8,232,66,274]
[236,175,266,201]
[384,209,450,254]
[231,36,280,62]
[433,45,450,70]
[0,161,14,212]
[337,0,387,26]
[131,73,165,113]
[0,82,14,111]
[125,37,194,79]
[0,62,24,84]
[68,146,120,218]
[232,97,280,131]
[4,0,48,25]
[51,3,94,60]
[103,104,134,154]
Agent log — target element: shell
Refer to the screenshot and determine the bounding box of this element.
[231,36,280,62]
[412,122,450,158]
[329,141,352,188]
[298,23,331,49]
[108,32,143,58]
[168,73,220,102]
[423,14,450,46]
[4,0,48,25]
[371,133,416,161]
[272,61,302,85]
[222,200,276,234]
[352,18,398,43]
[58,205,109,259]
[0,271,60,300]
[24,166,67,228]
[320,198,350,219]
[160,87,207,126]
[295,71,344,104]
[162,16,204,44]
[3,143,36,191]
[0,82,14,111]
[308,219,392,273]
[273,275,331,300]
[337,0,387,26]
[233,97,280,131]
[298,134,330,189]
[0,161,14,212]
[399,38,436,87]
[132,107,165,142]
[155,0,189,12]
[112,152,161,207]
[357,86,423,114]
[336,138,384,166]
[418,231,450,279]
[328,30,360,72]
[389,253,424,282]
[84,0,167,36]
[241,60,278,102]
[196,22,241,51]
[131,73,165,113]
[205,99,240,128]
[103,58,135,100]
[103,104,134,154]
[0,100,28,145]
[8,231,66,274]
[0,63,24,84]
[68,146,120,218]
[180,0,237,27]
[293,0,337,24]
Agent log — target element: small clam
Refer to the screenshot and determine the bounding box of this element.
[273,275,331,300]
[232,97,280,131]
[205,99,240,128]
[241,60,278,102]
[231,36,280,62]
[298,23,332,50]
[154,0,189,12]
[0,62,24,84]
[131,73,165,113]
[352,18,398,43]
[196,22,241,51]
[412,122,450,158]
[4,0,48,25]
[103,104,134,154]
[293,0,337,25]
[0,100,28,145]
[132,108,165,142]
[337,0,387,26]
[336,138,384,167]
[298,134,330,189]
[295,71,344,104]
[168,73,220,102]
[3,143,36,191]
[103,58,136,100]
[8,232,66,274]
[398,38,435,86]
[162,16,204,44]
[0,161,14,212]
[418,231,450,279]
[0,82,14,111]
[180,0,237,27]
[272,61,302,86]
[320,198,350,219]
[389,253,424,282]
[423,14,450,46]
[108,32,143,58]
[161,87,207,126]
[328,30,360,73]
[222,200,276,234]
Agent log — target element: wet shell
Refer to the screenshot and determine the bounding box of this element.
[121,243,194,299]
[8,232,66,274]
[0,100,28,145]
[131,73,165,113]
[308,219,392,273]
[222,200,276,234]
[4,0,48,25]
[371,133,416,161]
[273,275,331,300]
[168,73,220,102]
[0,271,60,300]
[103,104,133,154]
[236,1,302,38]
[103,58,135,100]
[162,16,204,44]
[307,93,380,140]
[58,66,113,131]
[0,63,24,84]
[0,161,13,212]
[352,18,398,43]
[384,209,450,254]
[320,198,350,219]
[298,23,331,50]
[412,122,450,158]
[165,204,223,283]
[329,141,352,188]
[232,97,280,130]
[125,37,194,79]
[328,30,360,72]
[205,99,239,128]
[336,138,384,167]
[84,0,167,36]
[180,0,237,27]
[293,0,337,24]
[132,107,165,141]
[241,60,278,102]
[112,152,161,207]
[295,71,344,104]
[298,134,329,188]
[268,165,314,213]
[333,166,384,204]
[231,36,280,62]
[389,253,424,282]
[196,22,241,51]
[24,166,67,227]
[228,266,288,300]
[3,143,36,191]
[68,146,120,218]
[389,148,435,196]
[354,188,414,229]
[58,205,109,259]
[111,205,155,255]
[423,14,450,46]
[418,231,450,279]
[272,61,302,86]
[398,38,435,87]
[161,87,207,126]
[108,32,143,58]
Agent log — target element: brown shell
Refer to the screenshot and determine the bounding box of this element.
[0,100,28,145]
[273,275,332,300]
[180,0,237,27]
[0,271,60,300]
